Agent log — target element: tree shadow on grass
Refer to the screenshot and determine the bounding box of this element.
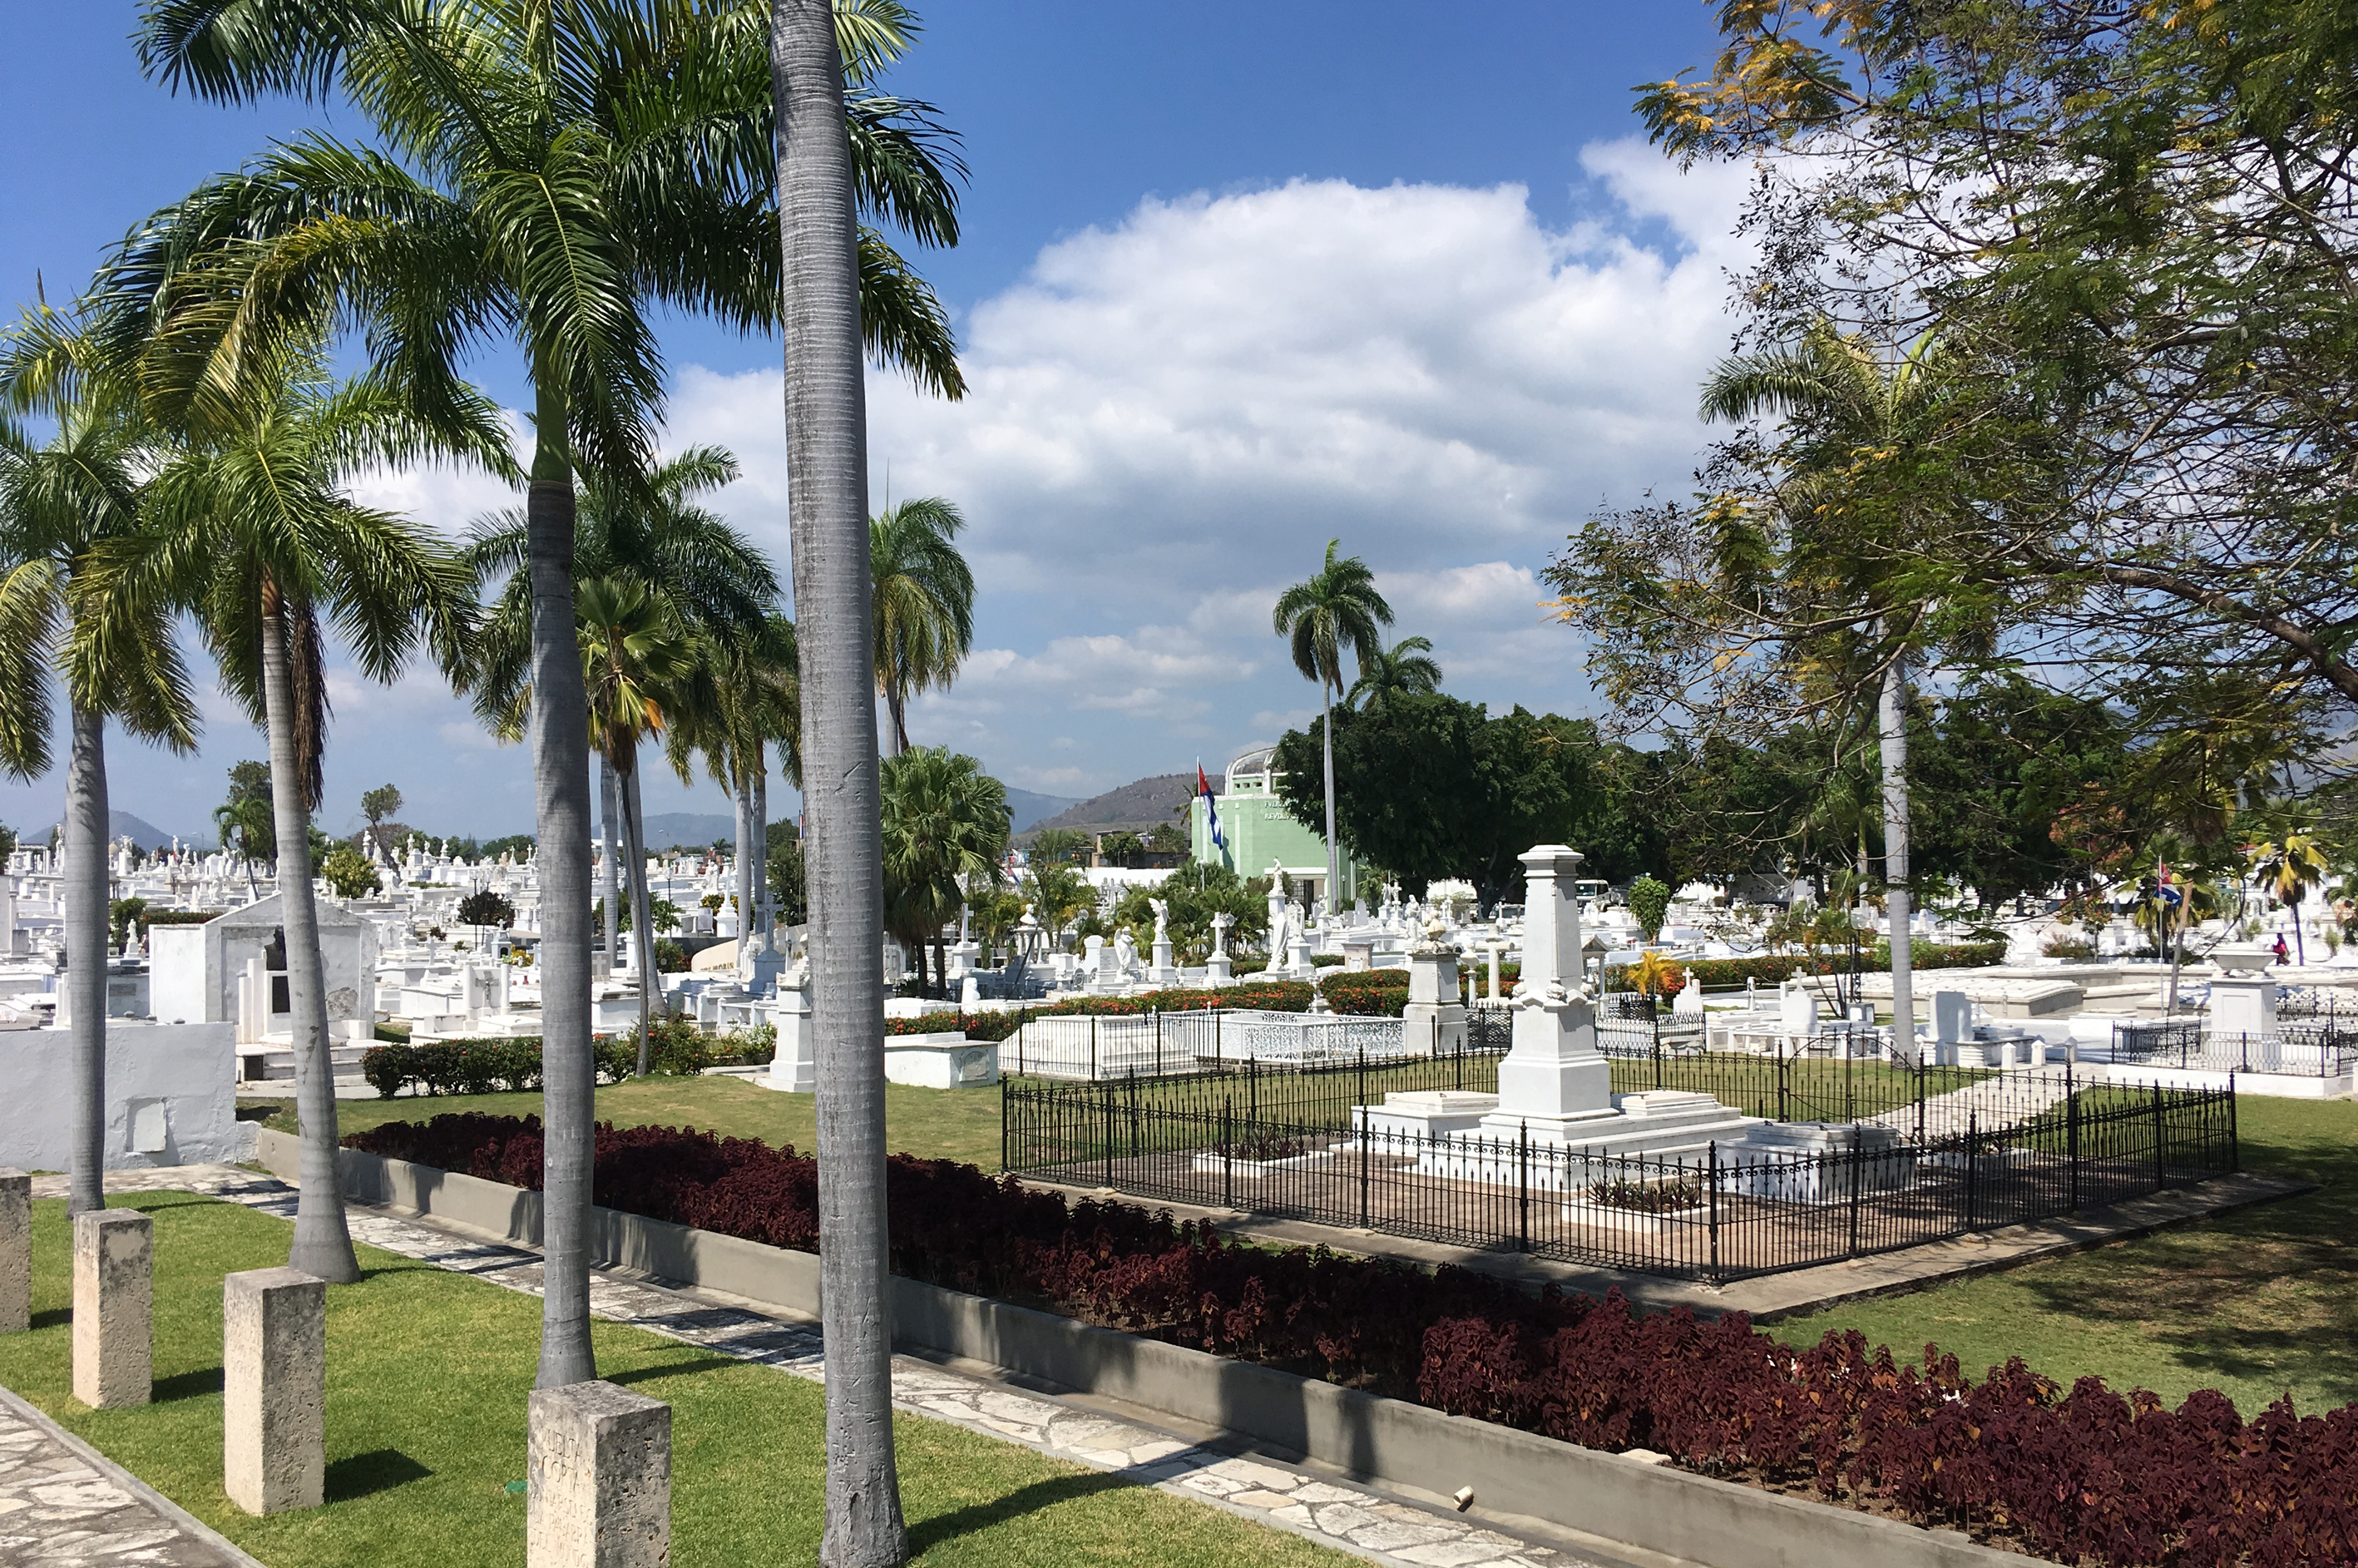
[30,1308,67,1331]
[907,1470,1135,1552]
[604,1357,744,1387]
[328,1449,433,1502]
[153,1367,224,1404]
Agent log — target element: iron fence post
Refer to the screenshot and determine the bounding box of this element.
[1517,1120,1530,1253]
[1708,1140,1720,1280]
[1846,1136,1861,1259]
[1215,1006,1223,1070]
[2153,1080,2167,1188]
[1221,1096,1234,1208]
[1777,1046,1788,1124]
[1156,1010,1164,1077]
[1916,1059,1926,1145]
[1090,1014,1098,1082]
[1964,1111,1978,1232]
[1359,1098,1371,1228]
[2229,1072,2239,1174]
[2067,1076,2081,1210]
[1102,1077,1114,1185]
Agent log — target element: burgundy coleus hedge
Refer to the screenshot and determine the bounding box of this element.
[345,1115,2358,1566]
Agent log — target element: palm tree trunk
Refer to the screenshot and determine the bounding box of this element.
[62,699,108,1218]
[260,596,358,1284]
[886,687,907,758]
[621,752,655,1075]
[526,441,597,1389]
[1878,651,1917,1064]
[600,752,620,982]
[774,3,909,1559]
[753,767,770,936]
[1320,676,1339,918]
[734,769,754,945]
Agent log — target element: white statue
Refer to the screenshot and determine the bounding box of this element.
[1113,928,1139,973]
[1148,897,1169,942]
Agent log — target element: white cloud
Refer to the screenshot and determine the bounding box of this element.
[663,138,1743,786]
[30,140,1743,830]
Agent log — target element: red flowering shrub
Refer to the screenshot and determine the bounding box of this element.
[344,1114,2358,1566]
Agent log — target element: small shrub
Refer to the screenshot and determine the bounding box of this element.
[2043,934,2096,962]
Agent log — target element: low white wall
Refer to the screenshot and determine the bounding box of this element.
[0,1021,245,1170]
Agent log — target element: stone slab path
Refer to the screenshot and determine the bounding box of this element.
[24,1168,1606,1568]
[0,1385,261,1566]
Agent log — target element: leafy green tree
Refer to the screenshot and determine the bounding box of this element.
[212,762,274,892]
[1143,821,1185,856]
[1095,830,1143,868]
[1107,861,1267,964]
[1638,0,2358,796]
[319,843,381,901]
[359,784,402,850]
[871,497,974,755]
[1018,863,1091,947]
[1273,695,1604,908]
[456,888,516,932]
[1028,826,1086,868]
[767,832,809,927]
[879,746,1009,995]
[649,898,683,937]
[1345,635,1441,714]
[1273,539,1392,909]
[1627,876,1672,944]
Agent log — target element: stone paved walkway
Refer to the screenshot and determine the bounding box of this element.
[0,1387,259,1566]
[28,1168,1595,1568]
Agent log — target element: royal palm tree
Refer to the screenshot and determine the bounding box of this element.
[465,444,779,1041]
[775,0,917,1554]
[1273,540,1392,913]
[870,497,974,755]
[572,577,698,1071]
[880,746,1009,996]
[1345,635,1441,714]
[2252,834,2331,966]
[1027,826,1086,868]
[1700,323,1961,1062]
[110,349,494,1283]
[123,0,964,1392]
[665,614,800,948]
[0,309,198,1219]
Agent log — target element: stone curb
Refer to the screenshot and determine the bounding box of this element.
[259,1130,2048,1568]
[0,1382,269,1568]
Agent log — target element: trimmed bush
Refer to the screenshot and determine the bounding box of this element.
[1036,982,1317,1016]
[1603,941,2009,994]
[1317,968,1409,1016]
[342,1113,2358,1566]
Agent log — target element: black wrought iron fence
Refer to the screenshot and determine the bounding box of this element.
[2111,1018,2357,1077]
[1003,1069,2237,1284]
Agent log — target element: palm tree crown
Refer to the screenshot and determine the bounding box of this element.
[1273,539,1391,696]
[880,745,1008,994]
[1273,538,1390,908]
[1346,635,1441,714]
[870,496,974,754]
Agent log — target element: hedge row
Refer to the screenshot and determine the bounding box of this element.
[1601,940,2009,994]
[344,1113,2358,1566]
[357,1021,773,1099]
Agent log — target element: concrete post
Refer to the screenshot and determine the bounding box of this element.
[224,1268,327,1515]
[72,1209,152,1408]
[527,1380,670,1568]
[0,1168,27,1333]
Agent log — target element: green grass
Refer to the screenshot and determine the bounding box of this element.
[255,1075,1010,1170]
[0,1192,1348,1568]
[1777,1095,2358,1417]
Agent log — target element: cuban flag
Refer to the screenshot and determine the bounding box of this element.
[1197,763,1224,855]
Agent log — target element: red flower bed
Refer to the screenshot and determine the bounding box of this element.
[344,1114,2358,1566]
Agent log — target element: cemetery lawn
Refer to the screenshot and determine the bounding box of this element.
[0,1191,1350,1568]
[255,1074,1009,1170]
[1777,1095,2358,1417]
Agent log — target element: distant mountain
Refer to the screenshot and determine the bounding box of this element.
[110,811,182,850]
[1004,787,1080,835]
[634,812,739,850]
[1020,774,1194,842]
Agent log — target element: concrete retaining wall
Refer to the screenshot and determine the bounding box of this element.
[1,1022,245,1171]
[257,1128,2041,1568]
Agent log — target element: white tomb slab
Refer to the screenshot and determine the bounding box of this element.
[882,1032,1000,1089]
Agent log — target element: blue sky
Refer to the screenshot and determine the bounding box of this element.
[0,2,1741,842]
